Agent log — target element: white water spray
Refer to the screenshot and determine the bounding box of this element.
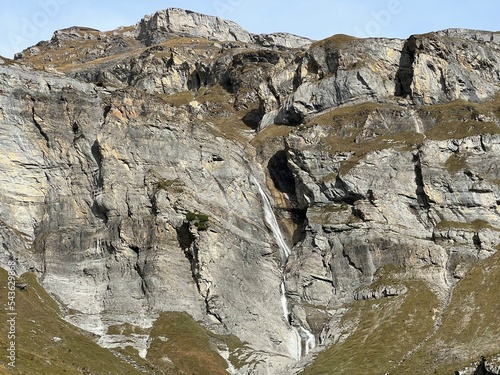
[300,327,316,356]
[255,179,291,261]
[253,177,316,360]
[280,281,290,323]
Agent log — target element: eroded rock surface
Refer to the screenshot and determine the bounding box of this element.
[2,8,500,375]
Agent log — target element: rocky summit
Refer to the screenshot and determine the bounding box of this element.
[1,7,500,375]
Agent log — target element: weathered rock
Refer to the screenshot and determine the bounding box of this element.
[456,356,500,375]
[136,8,312,50]
[405,32,500,104]
[136,8,254,45]
[0,63,300,372]
[272,30,500,125]
[2,8,500,375]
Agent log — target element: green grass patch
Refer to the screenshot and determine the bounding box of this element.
[156,178,184,192]
[302,244,500,375]
[311,34,358,49]
[444,153,468,173]
[147,311,236,375]
[426,120,500,141]
[307,102,385,129]
[313,203,351,214]
[301,103,423,174]
[160,91,195,107]
[335,132,421,175]
[422,97,500,141]
[296,95,499,176]
[251,124,294,149]
[307,203,352,226]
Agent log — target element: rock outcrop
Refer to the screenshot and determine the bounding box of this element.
[2,8,500,375]
[137,8,254,45]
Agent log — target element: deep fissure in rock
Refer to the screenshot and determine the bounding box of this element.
[176,222,200,290]
[395,37,416,98]
[413,151,431,208]
[268,150,308,244]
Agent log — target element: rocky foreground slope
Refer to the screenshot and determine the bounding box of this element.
[1,8,500,375]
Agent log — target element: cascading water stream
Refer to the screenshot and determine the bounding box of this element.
[255,180,290,262]
[253,177,316,360]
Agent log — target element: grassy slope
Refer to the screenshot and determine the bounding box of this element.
[0,269,144,375]
[300,251,500,374]
[301,281,439,375]
[395,250,500,374]
[147,312,231,375]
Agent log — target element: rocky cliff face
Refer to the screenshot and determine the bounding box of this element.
[1,8,500,375]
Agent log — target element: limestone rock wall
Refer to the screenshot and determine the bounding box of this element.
[2,8,500,374]
[0,63,298,370]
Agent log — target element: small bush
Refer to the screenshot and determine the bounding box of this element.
[197,214,209,223]
[186,212,197,221]
[195,222,208,231]
[186,211,209,231]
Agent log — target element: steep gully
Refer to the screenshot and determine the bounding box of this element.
[254,178,316,361]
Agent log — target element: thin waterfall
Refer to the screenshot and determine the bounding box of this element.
[300,327,315,356]
[253,177,316,360]
[255,180,291,261]
[280,281,290,323]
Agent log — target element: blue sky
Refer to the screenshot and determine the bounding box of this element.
[0,0,498,58]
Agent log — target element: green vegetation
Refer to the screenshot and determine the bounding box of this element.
[186,211,210,231]
[250,124,294,149]
[314,203,350,214]
[284,94,500,177]
[367,264,406,290]
[186,211,197,221]
[308,203,351,225]
[395,250,500,374]
[0,269,144,375]
[334,132,423,175]
[196,222,209,231]
[147,311,249,374]
[147,311,228,375]
[299,103,424,174]
[426,119,500,141]
[301,281,439,375]
[160,91,195,107]
[308,102,386,129]
[199,84,261,143]
[162,84,261,144]
[302,250,500,375]
[0,270,255,374]
[311,34,358,49]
